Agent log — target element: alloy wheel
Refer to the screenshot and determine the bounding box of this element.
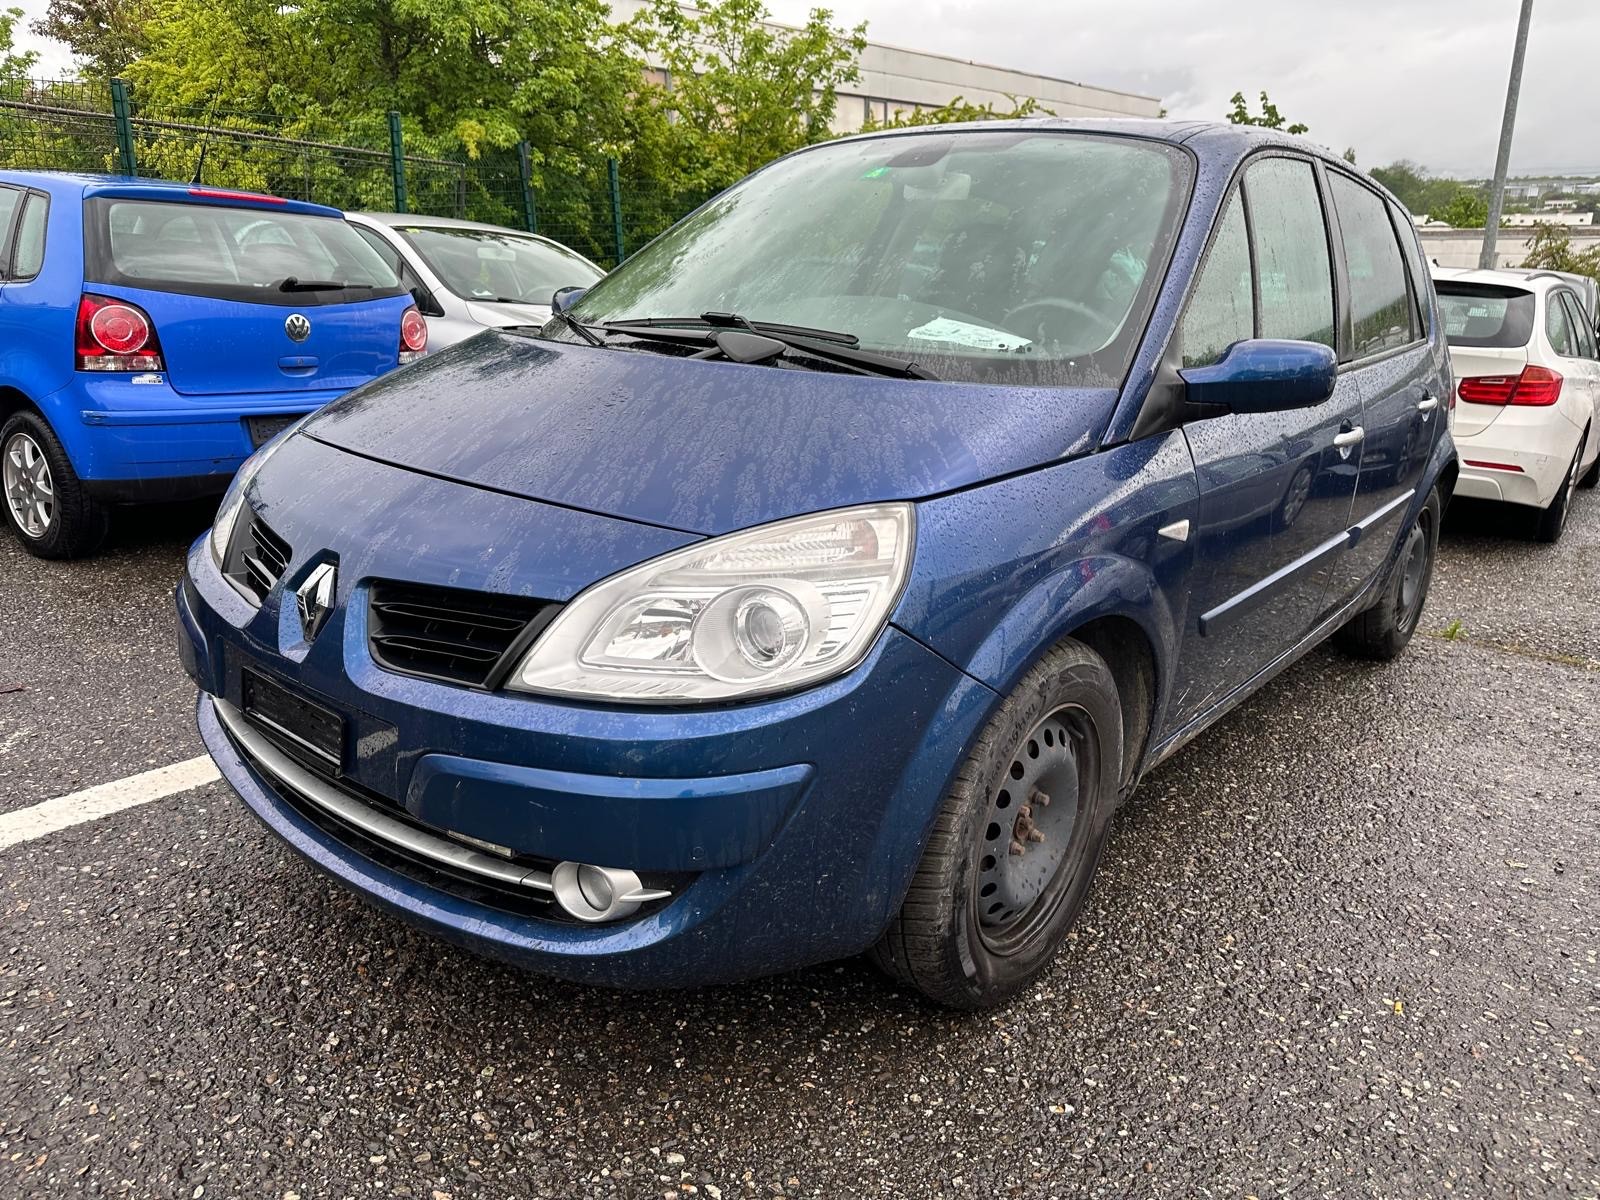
[3,432,54,539]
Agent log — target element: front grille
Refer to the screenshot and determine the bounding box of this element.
[367,581,559,689]
[245,414,303,449]
[227,511,292,604]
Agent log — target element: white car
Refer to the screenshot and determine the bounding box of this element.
[345,213,605,350]
[1433,267,1600,542]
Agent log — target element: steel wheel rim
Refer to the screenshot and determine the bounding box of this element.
[972,704,1099,957]
[3,432,53,539]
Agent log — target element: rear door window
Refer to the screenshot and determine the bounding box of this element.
[1242,157,1335,350]
[0,186,21,276]
[1546,290,1577,357]
[1180,191,1254,368]
[85,198,403,306]
[1435,282,1535,347]
[11,192,48,279]
[1559,291,1596,358]
[1328,174,1415,360]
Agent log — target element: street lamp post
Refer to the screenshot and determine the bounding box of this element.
[1480,0,1535,270]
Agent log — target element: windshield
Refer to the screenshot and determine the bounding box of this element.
[397,226,603,305]
[568,130,1190,386]
[85,198,402,306]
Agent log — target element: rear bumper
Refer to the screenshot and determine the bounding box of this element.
[1453,411,1582,509]
[44,375,349,486]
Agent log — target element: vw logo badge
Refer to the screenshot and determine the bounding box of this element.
[285,313,312,343]
[296,562,337,640]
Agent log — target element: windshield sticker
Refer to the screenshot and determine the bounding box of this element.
[907,317,1032,352]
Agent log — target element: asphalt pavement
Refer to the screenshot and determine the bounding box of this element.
[1,491,1596,1199]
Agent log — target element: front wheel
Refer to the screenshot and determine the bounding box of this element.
[1,411,111,559]
[870,639,1124,1010]
[1334,488,1441,661]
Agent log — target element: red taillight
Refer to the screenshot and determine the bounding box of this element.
[1457,365,1563,408]
[399,305,428,362]
[76,294,164,372]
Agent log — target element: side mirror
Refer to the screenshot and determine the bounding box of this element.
[551,285,588,315]
[1180,339,1337,414]
[410,285,444,319]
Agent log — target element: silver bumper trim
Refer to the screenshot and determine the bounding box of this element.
[213,696,555,894]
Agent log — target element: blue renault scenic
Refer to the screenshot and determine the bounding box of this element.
[0,172,426,558]
[179,121,1457,1008]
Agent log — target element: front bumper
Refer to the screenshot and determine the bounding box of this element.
[178,534,995,988]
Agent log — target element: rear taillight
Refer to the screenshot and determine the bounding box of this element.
[1457,365,1563,408]
[76,294,164,372]
[399,305,428,364]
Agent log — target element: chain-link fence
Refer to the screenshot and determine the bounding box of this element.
[0,75,712,267]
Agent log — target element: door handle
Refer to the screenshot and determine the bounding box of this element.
[1333,426,1365,447]
[1417,394,1440,414]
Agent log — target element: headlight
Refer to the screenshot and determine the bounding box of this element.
[208,420,308,569]
[510,503,914,703]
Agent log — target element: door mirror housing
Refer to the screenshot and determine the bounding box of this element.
[1180,339,1337,414]
[410,285,445,319]
[551,285,588,315]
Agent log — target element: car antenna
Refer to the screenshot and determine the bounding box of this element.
[190,89,223,186]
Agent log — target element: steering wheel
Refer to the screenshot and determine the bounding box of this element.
[1001,298,1118,344]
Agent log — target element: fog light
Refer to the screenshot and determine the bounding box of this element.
[550,861,672,923]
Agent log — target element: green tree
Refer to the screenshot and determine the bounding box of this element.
[31,0,150,78]
[1226,90,1307,135]
[633,0,866,190]
[1,6,38,85]
[1437,190,1489,229]
[861,93,1047,131]
[1522,222,1600,281]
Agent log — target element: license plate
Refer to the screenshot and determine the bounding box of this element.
[241,667,345,775]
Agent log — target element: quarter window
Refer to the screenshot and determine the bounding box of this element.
[1546,290,1577,357]
[1329,174,1413,360]
[1180,191,1253,368]
[1560,292,1596,358]
[0,186,20,276]
[12,193,47,279]
[1243,158,1335,350]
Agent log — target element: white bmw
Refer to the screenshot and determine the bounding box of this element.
[1433,267,1600,542]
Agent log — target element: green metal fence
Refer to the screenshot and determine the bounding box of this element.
[0,75,711,268]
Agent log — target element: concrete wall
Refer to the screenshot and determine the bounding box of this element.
[1418,226,1600,269]
[610,1,1162,133]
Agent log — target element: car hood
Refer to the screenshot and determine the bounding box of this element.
[465,299,553,327]
[303,332,1116,535]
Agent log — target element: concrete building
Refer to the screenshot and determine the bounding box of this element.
[610,1,1162,132]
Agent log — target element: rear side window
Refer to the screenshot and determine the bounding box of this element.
[1329,174,1414,360]
[1562,292,1597,359]
[1546,290,1577,357]
[1243,158,1335,349]
[1180,191,1254,368]
[1388,199,1430,337]
[1435,282,1535,347]
[84,198,403,306]
[12,193,47,279]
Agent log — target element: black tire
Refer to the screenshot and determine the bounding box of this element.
[870,639,1123,1010]
[1335,488,1441,661]
[1,410,111,560]
[1578,434,1599,490]
[1534,442,1582,544]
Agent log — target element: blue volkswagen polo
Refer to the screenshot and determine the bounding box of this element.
[178,121,1457,1008]
[0,172,425,558]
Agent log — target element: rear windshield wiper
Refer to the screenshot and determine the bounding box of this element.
[277,277,376,292]
[601,312,936,380]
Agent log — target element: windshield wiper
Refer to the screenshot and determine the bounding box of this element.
[278,277,375,292]
[550,308,605,347]
[601,312,936,380]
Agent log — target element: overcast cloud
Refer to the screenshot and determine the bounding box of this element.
[10,0,1597,177]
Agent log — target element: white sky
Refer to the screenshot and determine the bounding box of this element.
[11,0,1597,177]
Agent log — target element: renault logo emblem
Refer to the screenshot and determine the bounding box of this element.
[285,313,311,343]
[296,562,337,640]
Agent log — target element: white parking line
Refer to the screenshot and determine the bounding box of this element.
[0,757,221,851]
